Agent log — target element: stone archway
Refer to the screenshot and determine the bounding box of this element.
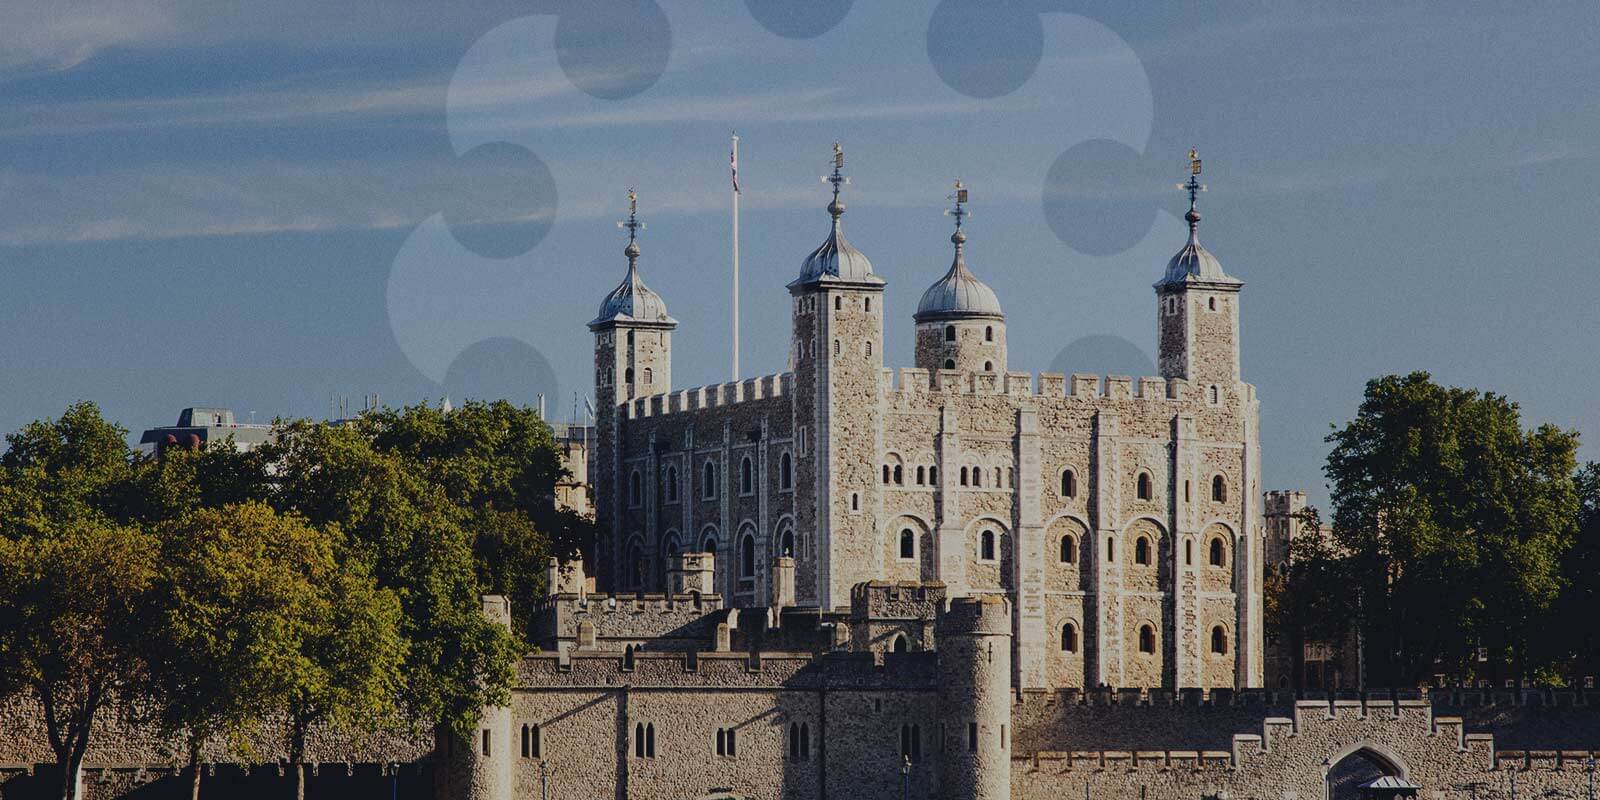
[1326,744,1407,800]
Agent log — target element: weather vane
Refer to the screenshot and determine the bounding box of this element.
[617,188,645,244]
[821,142,851,215]
[1176,149,1208,211]
[945,178,970,232]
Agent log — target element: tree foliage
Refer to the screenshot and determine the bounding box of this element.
[1321,372,1580,685]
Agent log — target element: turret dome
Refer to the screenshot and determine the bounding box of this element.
[915,228,1003,321]
[1156,174,1240,289]
[790,143,883,288]
[589,190,676,329]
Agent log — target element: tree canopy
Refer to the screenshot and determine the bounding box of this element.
[1314,372,1582,685]
[0,399,584,799]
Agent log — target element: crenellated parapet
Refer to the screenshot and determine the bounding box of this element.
[624,372,793,420]
[880,368,1217,405]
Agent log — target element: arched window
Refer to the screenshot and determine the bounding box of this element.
[983,361,993,371]
[866,341,873,357]
[916,465,926,485]
[980,529,996,561]
[899,529,915,560]
[739,534,755,578]
[739,456,753,494]
[625,367,634,383]
[1106,536,1115,562]
[929,466,938,484]
[945,324,956,342]
[865,297,872,312]
[646,723,656,757]
[1211,626,1228,654]
[701,531,718,554]
[1209,537,1226,567]
[984,325,993,342]
[1138,624,1155,654]
[1211,475,1227,502]
[642,367,653,384]
[623,644,635,670]
[1061,623,1078,653]
[627,330,635,346]
[850,492,859,511]
[892,634,909,653]
[703,461,716,498]
[1209,384,1221,404]
[1209,296,1217,311]
[789,723,800,762]
[1061,469,1076,498]
[833,339,841,356]
[1059,535,1076,564]
[779,453,792,490]
[1134,536,1151,566]
[883,464,891,484]
[635,723,646,757]
[994,467,1003,487]
[972,468,982,488]
[779,526,795,558]
[800,723,810,760]
[959,467,968,486]
[628,470,641,506]
[835,296,842,310]
[665,466,678,502]
[944,358,956,369]
[1185,538,1193,566]
[893,464,903,485]
[1136,472,1152,500]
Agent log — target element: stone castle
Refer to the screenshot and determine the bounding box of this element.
[6,152,1600,800]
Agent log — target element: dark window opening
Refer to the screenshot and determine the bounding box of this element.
[900,529,915,560]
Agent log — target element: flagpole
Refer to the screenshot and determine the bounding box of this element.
[731,132,741,382]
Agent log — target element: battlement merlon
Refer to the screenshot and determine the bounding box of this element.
[880,368,1257,405]
[625,372,793,420]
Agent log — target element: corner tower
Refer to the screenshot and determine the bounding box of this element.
[914,181,1006,374]
[787,144,886,609]
[590,190,676,590]
[1156,150,1242,385]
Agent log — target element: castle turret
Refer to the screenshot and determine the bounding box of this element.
[1156,150,1242,385]
[915,180,1006,375]
[436,595,513,800]
[787,143,886,609]
[590,190,677,592]
[938,595,1012,800]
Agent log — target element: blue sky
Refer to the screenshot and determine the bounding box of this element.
[1,1,1596,509]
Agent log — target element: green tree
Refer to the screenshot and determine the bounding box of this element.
[1551,463,1600,673]
[143,502,335,800]
[0,401,142,537]
[1264,507,1354,689]
[281,548,406,800]
[1324,372,1580,685]
[258,419,518,739]
[0,522,159,800]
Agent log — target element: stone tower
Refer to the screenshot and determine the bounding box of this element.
[1156,151,1242,387]
[590,190,677,590]
[938,595,1013,800]
[435,595,513,800]
[787,144,886,609]
[913,181,1006,376]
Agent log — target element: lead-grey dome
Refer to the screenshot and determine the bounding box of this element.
[1155,207,1240,289]
[915,229,1003,321]
[590,242,676,328]
[792,195,882,287]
